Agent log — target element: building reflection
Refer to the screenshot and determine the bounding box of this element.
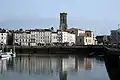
[0,56,93,76]
[10,56,93,73]
[0,59,7,73]
[14,56,60,74]
[85,57,93,70]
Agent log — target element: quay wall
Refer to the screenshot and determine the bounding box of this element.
[1,45,105,54]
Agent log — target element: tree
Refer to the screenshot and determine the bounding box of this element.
[51,27,54,31]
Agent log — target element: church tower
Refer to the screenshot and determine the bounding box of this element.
[59,12,68,31]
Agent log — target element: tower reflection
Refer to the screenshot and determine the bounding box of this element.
[0,55,94,80]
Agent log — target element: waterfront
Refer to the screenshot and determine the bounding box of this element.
[0,54,109,80]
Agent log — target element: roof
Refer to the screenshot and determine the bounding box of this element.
[14,30,31,34]
[0,28,7,33]
[26,29,51,32]
[85,30,92,32]
[67,28,84,31]
[52,32,57,33]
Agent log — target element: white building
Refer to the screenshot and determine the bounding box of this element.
[14,30,31,46]
[57,30,75,45]
[67,32,75,45]
[35,29,51,45]
[67,28,95,45]
[27,30,37,46]
[34,30,45,45]
[14,28,75,46]
[0,31,8,45]
[14,29,52,46]
[67,28,85,44]
[51,32,58,43]
[44,29,51,45]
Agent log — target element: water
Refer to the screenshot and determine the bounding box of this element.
[0,55,110,80]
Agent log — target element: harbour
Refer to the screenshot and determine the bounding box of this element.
[0,54,109,80]
[0,0,120,79]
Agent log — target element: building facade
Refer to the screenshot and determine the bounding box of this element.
[67,28,85,44]
[51,32,58,44]
[84,30,95,45]
[57,30,75,45]
[0,29,8,45]
[29,29,51,46]
[14,30,31,46]
[96,35,111,45]
[110,29,120,45]
[14,29,52,46]
[0,32,7,45]
[44,29,51,45]
[67,28,95,45]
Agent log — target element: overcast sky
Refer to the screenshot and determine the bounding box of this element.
[0,0,120,35]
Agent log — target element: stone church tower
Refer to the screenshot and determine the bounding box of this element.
[59,12,68,31]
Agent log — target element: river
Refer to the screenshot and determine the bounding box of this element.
[0,54,109,80]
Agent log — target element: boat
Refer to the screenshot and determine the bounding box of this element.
[0,46,16,58]
[0,55,11,60]
[6,49,16,57]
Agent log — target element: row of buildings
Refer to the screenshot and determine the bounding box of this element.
[0,12,96,46]
[96,27,120,47]
[0,28,96,46]
[1,12,120,47]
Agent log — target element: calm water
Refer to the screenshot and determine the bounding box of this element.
[0,55,110,80]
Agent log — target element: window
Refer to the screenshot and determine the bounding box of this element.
[54,36,56,39]
[87,33,89,37]
[80,39,82,42]
[88,39,91,42]
[16,39,18,42]
[31,39,35,43]
[15,35,17,39]
[118,32,120,35]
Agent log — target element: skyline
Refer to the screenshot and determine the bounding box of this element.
[0,0,120,35]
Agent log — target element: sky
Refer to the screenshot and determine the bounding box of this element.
[0,0,120,35]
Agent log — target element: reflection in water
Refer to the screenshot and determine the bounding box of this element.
[10,56,93,74]
[0,55,109,80]
[0,59,7,73]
